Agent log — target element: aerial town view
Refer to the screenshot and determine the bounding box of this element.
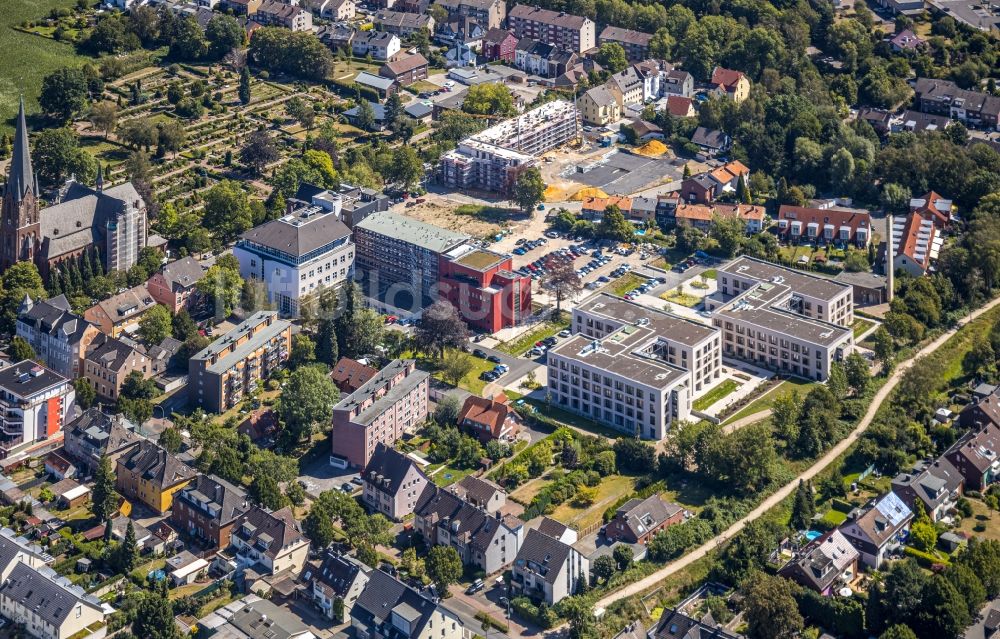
[0,0,999,637]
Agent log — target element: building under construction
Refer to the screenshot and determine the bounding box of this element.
[439,100,579,194]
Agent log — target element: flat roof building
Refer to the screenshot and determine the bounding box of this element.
[0,361,75,461]
[548,293,722,440]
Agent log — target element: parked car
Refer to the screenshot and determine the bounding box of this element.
[558,329,571,338]
[473,349,487,358]
[466,579,485,595]
[487,354,502,363]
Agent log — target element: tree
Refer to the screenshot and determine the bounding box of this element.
[512,167,545,214]
[595,42,628,73]
[415,301,469,358]
[872,327,895,373]
[240,131,279,175]
[597,205,634,242]
[116,520,140,573]
[203,180,254,241]
[40,67,89,122]
[879,626,917,639]
[542,259,583,318]
[964,333,997,379]
[709,213,745,258]
[909,519,938,552]
[170,15,208,60]
[441,350,475,387]
[434,395,462,425]
[197,263,243,317]
[356,100,377,132]
[205,14,244,59]
[33,128,95,188]
[944,563,986,618]
[156,120,186,158]
[592,555,616,582]
[159,427,182,454]
[133,583,181,639]
[92,456,117,522]
[789,480,813,531]
[1,262,47,332]
[118,118,158,151]
[426,546,463,591]
[248,27,334,81]
[120,371,157,401]
[868,560,928,634]
[649,28,675,60]
[250,473,287,510]
[139,305,172,344]
[279,365,340,442]
[239,66,252,105]
[89,102,118,139]
[612,544,634,570]
[286,97,316,130]
[316,319,339,366]
[827,360,849,399]
[462,83,516,116]
[74,378,96,410]
[844,352,870,394]
[303,496,338,549]
[915,574,972,639]
[8,337,35,362]
[743,573,804,639]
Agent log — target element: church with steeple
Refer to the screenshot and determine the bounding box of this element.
[0,98,148,277]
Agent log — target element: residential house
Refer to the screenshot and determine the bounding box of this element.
[351,570,465,639]
[507,4,595,53]
[352,30,401,60]
[890,28,925,52]
[838,492,913,569]
[481,28,518,62]
[691,127,731,156]
[436,19,486,48]
[778,530,859,595]
[380,53,430,86]
[513,39,577,78]
[0,361,76,461]
[16,295,100,379]
[457,393,520,443]
[355,71,397,100]
[945,423,1000,491]
[330,357,379,394]
[413,484,523,574]
[115,440,197,514]
[255,1,313,30]
[344,102,388,131]
[661,69,693,97]
[598,26,652,61]
[317,23,356,53]
[374,10,434,37]
[434,0,506,30]
[579,84,621,125]
[197,596,315,639]
[666,95,695,118]
[679,160,750,204]
[651,608,743,639]
[306,0,356,20]
[82,334,152,401]
[146,256,205,313]
[511,528,589,605]
[0,562,109,639]
[220,0,262,14]
[858,107,893,137]
[171,474,250,549]
[331,360,430,469]
[913,77,1000,129]
[63,409,140,475]
[710,66,750,103]
[672,202,766,233]
[361,443,430,520]
[891,457,964,522]
[910,190,954,227]
[230,506,310,576]
[603,495,683,544]
[890,211,942,276]
[628,119,663,142]
[303,550,371,622]
[448,475,506,514]
[607,66,645,107]
[0,528,54,582]
[83,284,156,337]
[776,205,872,247]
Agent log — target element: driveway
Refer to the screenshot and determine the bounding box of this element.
[298,454,359,500]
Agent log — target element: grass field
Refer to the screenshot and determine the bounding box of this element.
[0,0,87,129]
[692,379,740,411]
[604,273,645,296]
[723,376,818,424]
[549,475,637,530]
[496,319,569,355]
[660,290,701,307]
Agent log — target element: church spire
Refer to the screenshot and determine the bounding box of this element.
[9,97,34,203]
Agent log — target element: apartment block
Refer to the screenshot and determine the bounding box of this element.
[354,211,470,309]
[189,312,293,413]
[891,211,942,276]
[435,0,506,29]
[439,100,579,193]
[598,26,652,61]
[0,361,75,460]
[507,4,595,52]
[438,245,531,332]
[16,294,100,379]
[548,293,722,440]
[255,0,313,30]
[235,197,354,318]
[710,257,855,381]
[331,359,430,468]
[914,77,1000,129]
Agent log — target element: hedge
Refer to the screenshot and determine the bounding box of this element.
[904,546,950,568]
[794,587,865,639]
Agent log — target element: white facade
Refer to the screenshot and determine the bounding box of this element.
[0,364,75,459]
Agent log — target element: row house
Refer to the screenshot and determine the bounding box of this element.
[374,10,435,36]
[945,422,1000,491]
[352,570,464,639]
[16,294,99,379]
[146,256,205,314]
[171,474,250,549]
[673,203,766,234]
[254,0,313,31]
[776,205,872,248]
[481,28,518,62]
[304,0,356,20]
[913,77,1000,130]
[910,190,954,227]
[513,38,577,78]
[890,210,942,277]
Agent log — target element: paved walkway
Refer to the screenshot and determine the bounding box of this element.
[591,295,1000,612]
[722,409,773,434]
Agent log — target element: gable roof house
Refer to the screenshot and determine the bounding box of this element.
[146,256,205,313]
[709,66,750,103]
[778,529,859,595]
[374,9,435,36]
[679,160,750,204]
[115,440,197,514]
[83,284,156,338]
[355,71,397,100]
[944,422,1000,491]
[691,127,731,156]
[891,456,964,522]
[0,562,110,639]
[413,484,524,574]
[510,528,589,605]
[776,205,872,248]
[361,443,430,520]
[606,66,646,106]
[890,210,942,276]
[448,475,506,514]
[330,357,379,393]
[82,333,153,402]
[667,95,696,118]
[63,409,139,474]
[838,492,913,569]
[351,569,465,639]
[910,190,954,227]
[230,506,310,577]
[16,295,100,379]
[651,607,744,639]
[303,550,371,622]
[380,53,430,87]
[603,494,684,544]
[171,474,250,549]
[579,84,622,126]
[457,393,520,443]
[481,28,518,62]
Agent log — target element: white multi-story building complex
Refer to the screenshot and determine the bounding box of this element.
[439,100,579,193]
[547,293,722,440]
[235,198,354,317]
[709,257,855,381]
[0,361,75,460]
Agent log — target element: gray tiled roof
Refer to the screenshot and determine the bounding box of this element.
[18,295,92,342]
[362,443,427,497]
[0,562,104,628]
[232,507,307,560]
[177,474,250,527]
[239,209,351,258]
[158,256,206,291]
[118,440,197,490]
[513,528,573,585]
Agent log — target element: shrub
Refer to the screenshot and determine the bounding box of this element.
[904,545,949,568]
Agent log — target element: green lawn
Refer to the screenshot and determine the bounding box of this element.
[819,508,848,527]
[692,379,741,411]
[723,377,818,424]
[549,475,638,530]
[0,0,89,128]
[603,273,645,296]
[496,319,569,355]
[852,318,875,339]
[431,465,476,487]
[702,268,718,279]
[401,348,496,395]
[660,291,701,307]
[524,397,624,438]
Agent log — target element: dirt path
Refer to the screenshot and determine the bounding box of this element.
[591,295,1000,612]
[722,409,773,434]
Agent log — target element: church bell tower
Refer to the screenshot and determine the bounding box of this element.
[1,97,41,269]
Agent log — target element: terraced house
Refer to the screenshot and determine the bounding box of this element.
[115,440,197,513]
[229,506,310,576]
[16,295,100,379]
[172,474,250,549]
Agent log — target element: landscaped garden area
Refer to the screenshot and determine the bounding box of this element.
[693,379,741,412]
[496,318,570,355]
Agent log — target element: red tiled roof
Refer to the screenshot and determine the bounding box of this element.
[710,67,746,91]
[458,394,512,438]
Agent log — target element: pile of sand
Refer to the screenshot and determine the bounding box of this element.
[570,187,609,201]
[634,140,668,157]
[543,184,569,201]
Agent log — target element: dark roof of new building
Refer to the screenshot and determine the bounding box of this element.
[229,598,310,639]
[157,256,205,291]
[239,209,351,258]
[362,442,427,496]
[652,608,743,639]
[513,528,574,585]
[0,360,67,398]
[232,507,307,560]
[0,562,103,629]
[415,485,518,552]
[691,127,729,150]
[178,474,249,526]
[117,440,196,490]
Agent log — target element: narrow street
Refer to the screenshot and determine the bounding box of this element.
[591,294,1000,612]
